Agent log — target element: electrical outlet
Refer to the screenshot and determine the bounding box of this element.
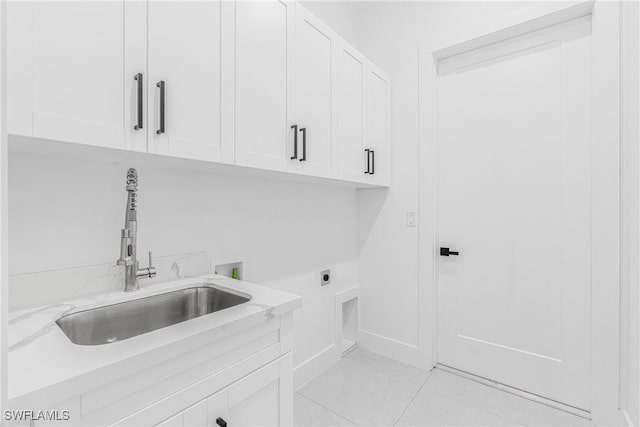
[321,269,331,286]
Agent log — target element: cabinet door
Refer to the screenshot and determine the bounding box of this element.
[207,390,228,427]
[294,6,337,178]
[226,360,281,426]
[234,0,295,172]
[148,1,224,163]
[6,1,134,149]
[183,399,208,427]
[155,399,208,427]
[366,65,390,186]
[337,41,367,182]
[157,412,183,427]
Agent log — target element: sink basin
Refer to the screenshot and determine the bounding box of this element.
[56,285,251,345]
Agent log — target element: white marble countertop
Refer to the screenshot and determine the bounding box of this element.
[8,275,302,406]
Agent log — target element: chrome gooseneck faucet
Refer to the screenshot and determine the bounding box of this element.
[117,168,156,291]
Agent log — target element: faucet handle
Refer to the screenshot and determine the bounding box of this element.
[147,251,157,278]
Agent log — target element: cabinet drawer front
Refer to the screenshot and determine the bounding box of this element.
[87,322,280,426]
[227,358,280,408]
[109,345,280,427]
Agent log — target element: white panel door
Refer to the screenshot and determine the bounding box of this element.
[294,6,336,178]
[365,65,390,186]
[235,0,294,172]
[7,1,133,149]
[437,17,592,410]
[148,1,223,162]
[336,41,367,182]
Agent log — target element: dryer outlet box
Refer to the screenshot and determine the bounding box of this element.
[321,269,331,286]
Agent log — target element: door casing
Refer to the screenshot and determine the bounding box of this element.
[418,2,622,425]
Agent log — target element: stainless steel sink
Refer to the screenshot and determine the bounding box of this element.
[56,286,251,345]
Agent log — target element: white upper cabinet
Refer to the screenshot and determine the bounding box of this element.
[147,1,226,163]
[7,1,136,149]
[293,5,337,178]
[6,0,391,187]
[234,0,295,172]
[337,41,367,182]
[365,65,391,186]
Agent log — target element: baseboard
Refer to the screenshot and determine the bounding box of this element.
[357,328,428,369]
[293,343,340,390]
[622,410,636,427]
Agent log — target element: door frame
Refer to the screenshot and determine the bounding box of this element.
[418,2,622,425]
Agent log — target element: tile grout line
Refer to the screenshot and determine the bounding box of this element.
[436,366,591,420]
[296,392,361,426]
[344,352,432,389]
[392,368,436,426]
[432,368,591,425]
[429,389,526,427]
[341,351,441,426]
[427,370,538,426]
[299,353,430,427]
[329,353,526,426]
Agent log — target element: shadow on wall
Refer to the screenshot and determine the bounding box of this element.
[357,188,389,253]
[8,150,360,301]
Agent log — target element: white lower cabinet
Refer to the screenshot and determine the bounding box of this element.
[155,390,219,427]
[152,356,288,427]
[18,314,299,427]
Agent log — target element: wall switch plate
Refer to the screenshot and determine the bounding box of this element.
[406,210,417,227]
[321,269,331,286]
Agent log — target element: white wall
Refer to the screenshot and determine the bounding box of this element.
[621,1,640,424]
[7,147,358,386]
[0,0,8,415]
[299,0,361,48]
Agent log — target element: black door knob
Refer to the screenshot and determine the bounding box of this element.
[440,247,459,257]
[216,417,227,427]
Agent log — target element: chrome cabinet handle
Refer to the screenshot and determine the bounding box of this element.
[134,73,143,130]
[299,127,306,161]
[156,80,165,135]
[290,125,298,159]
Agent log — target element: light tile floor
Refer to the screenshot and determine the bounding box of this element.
[296,347,592,427]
